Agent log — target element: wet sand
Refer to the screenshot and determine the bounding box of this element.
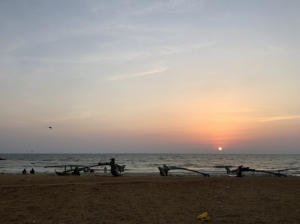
[1,173,300,224]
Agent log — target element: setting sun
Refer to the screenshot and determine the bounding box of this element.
[219,147,222,151]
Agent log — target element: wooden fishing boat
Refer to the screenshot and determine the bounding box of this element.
[45,158,125,177]
[45,165,93,176]
[55,171,72,176]
[225,165,288,177]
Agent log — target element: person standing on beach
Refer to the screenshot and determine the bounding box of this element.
[236,166,243,177]
[30,168,35,174]
[104,167,107,173]
[73,166,80,175]
[22,169,27,174]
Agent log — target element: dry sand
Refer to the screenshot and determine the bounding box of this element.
[1,173,300,224]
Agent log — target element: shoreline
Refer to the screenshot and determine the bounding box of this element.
[1,174,300,223]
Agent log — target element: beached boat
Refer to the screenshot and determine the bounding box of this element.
[225,166,288,177]
[45,158,126,177]
[98,158,125,176]
[45,165,91,176]
[55,171,77,176]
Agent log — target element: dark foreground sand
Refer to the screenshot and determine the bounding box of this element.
[0,173,300,224]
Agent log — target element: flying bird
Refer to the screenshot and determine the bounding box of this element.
[31,163,35,165]
[49,127,52,129]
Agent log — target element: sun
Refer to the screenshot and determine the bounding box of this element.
[218,147,222,151]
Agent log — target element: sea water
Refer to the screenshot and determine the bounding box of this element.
[0,154,300,176]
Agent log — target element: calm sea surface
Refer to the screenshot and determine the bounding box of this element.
[0,154,300,176]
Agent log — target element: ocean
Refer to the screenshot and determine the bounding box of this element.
[1,154,300,176]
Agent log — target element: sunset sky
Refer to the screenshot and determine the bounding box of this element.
[1,1,299,154]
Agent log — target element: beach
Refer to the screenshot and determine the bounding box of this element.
[1,173,300,224]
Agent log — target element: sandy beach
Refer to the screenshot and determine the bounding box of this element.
[1,173,300,224]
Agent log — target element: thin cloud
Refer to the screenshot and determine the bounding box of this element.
[161,42,217,54]
[16,55,112,64]
[252,115,300,122]
[218,115,300,123]
[107,67,168,81]
[211,108,256,113]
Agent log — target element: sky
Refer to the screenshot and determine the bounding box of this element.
[1,0,300,154]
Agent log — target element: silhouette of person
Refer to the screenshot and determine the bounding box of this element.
[73,166,80,175]
[237,165,243,177]
[30,168,35,174]
[22,169,27,175]
[104,167,107,173]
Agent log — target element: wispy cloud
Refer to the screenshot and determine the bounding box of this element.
[160,42,217,54]
[12,41,216,64]
[16,55,113,64]
[218,115,300,123]
[211,108,256,113]
[90,1,203,15]
[107,67,168,81]
[250,115,300,123]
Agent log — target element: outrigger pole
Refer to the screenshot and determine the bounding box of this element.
[158,165,209,177]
